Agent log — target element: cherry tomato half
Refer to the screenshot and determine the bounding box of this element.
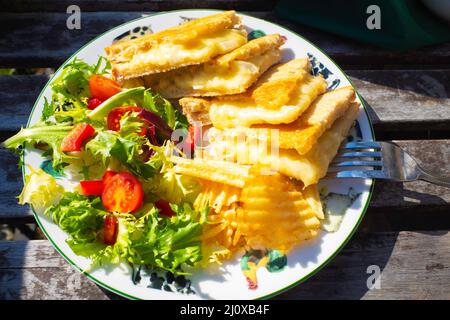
[107,106,148,135]
[102,172,144,213]
[103,215,118,245]
[80,180,104,196]
[89,75,121,101]
[61,123,95,152]
[102,170,117,186]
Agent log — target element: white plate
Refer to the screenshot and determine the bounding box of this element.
[23,9,375,300]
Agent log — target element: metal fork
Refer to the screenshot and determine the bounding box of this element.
[326,141,450,187]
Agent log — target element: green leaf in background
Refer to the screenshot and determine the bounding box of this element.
[0,68,15,76]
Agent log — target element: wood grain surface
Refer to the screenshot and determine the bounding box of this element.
[0,0,278,12]
[1,232,449,299]
[0,12,449,68]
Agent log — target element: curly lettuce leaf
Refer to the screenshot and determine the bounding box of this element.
[51,57,110,112]
[18,166,65,214]
[87,203,209,274]
[142,89,188,130]
[85,129,161,179]
[44,192,107,246]
[43,56,110,124]
[2,122,73,170]
[157,170,200,205]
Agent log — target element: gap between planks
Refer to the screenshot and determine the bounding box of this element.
[0,0,278,12]
[0,12,449,68]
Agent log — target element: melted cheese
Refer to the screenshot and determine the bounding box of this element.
[209,103,303,129]
[206,86,355,155]
[208,72,327,128]
[112,29,247,80]
[142,47,281,98]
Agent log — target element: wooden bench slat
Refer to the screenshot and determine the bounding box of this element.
[348,69,450,133]
[0,0,278,12]
[1,140,450,230]
[1,70,449,136]
[1,231,449,299]
[0,12,449,68]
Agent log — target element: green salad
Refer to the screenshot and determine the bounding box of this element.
[2,57,207,274]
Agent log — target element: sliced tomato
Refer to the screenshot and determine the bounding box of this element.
[102,170,117,186]
[89,75,121,101]
[107,106,144,132]
[87,97,103,110]
[103,215,118,245]
[155,199,175,217]
[80,180,104,196]
[102,172,144,213]
[61,123,95,152]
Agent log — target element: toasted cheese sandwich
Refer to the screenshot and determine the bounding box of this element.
[207,86,356,155]
[179,58,327,128]
[205,102,360,186]
[105,11,247,81]
[128,34,285,98]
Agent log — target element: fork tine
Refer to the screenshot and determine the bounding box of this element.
[329,160,383,167]
[341,141,381,150]
[335,151,382,158]
[324,170,386,179]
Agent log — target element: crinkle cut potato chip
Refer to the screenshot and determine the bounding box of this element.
[171,157,250,188]
[194,179,241,214]
[194,180,243,254]
[236,166,323,252]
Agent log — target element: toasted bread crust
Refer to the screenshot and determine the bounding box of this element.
[217,58,312,109]
[216,34,285,65]
[179,58,324,128]
[106,11,240,56]
[140,36,284,98]
[106,11,246,80]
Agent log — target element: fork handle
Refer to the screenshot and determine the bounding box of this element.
[419,170,450,188]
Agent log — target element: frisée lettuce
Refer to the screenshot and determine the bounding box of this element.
[3,55,209,276]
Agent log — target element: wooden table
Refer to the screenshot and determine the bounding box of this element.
[1,1,449,300]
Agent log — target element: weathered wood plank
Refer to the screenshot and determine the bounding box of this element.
[0,12,449,68]
[1,140,450,230]
[0,75,50,132]
[348,70,450,135]
[1,69,449,137]
[0,0,278,12]
[279,230,450,300]
[1,231,449,299]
